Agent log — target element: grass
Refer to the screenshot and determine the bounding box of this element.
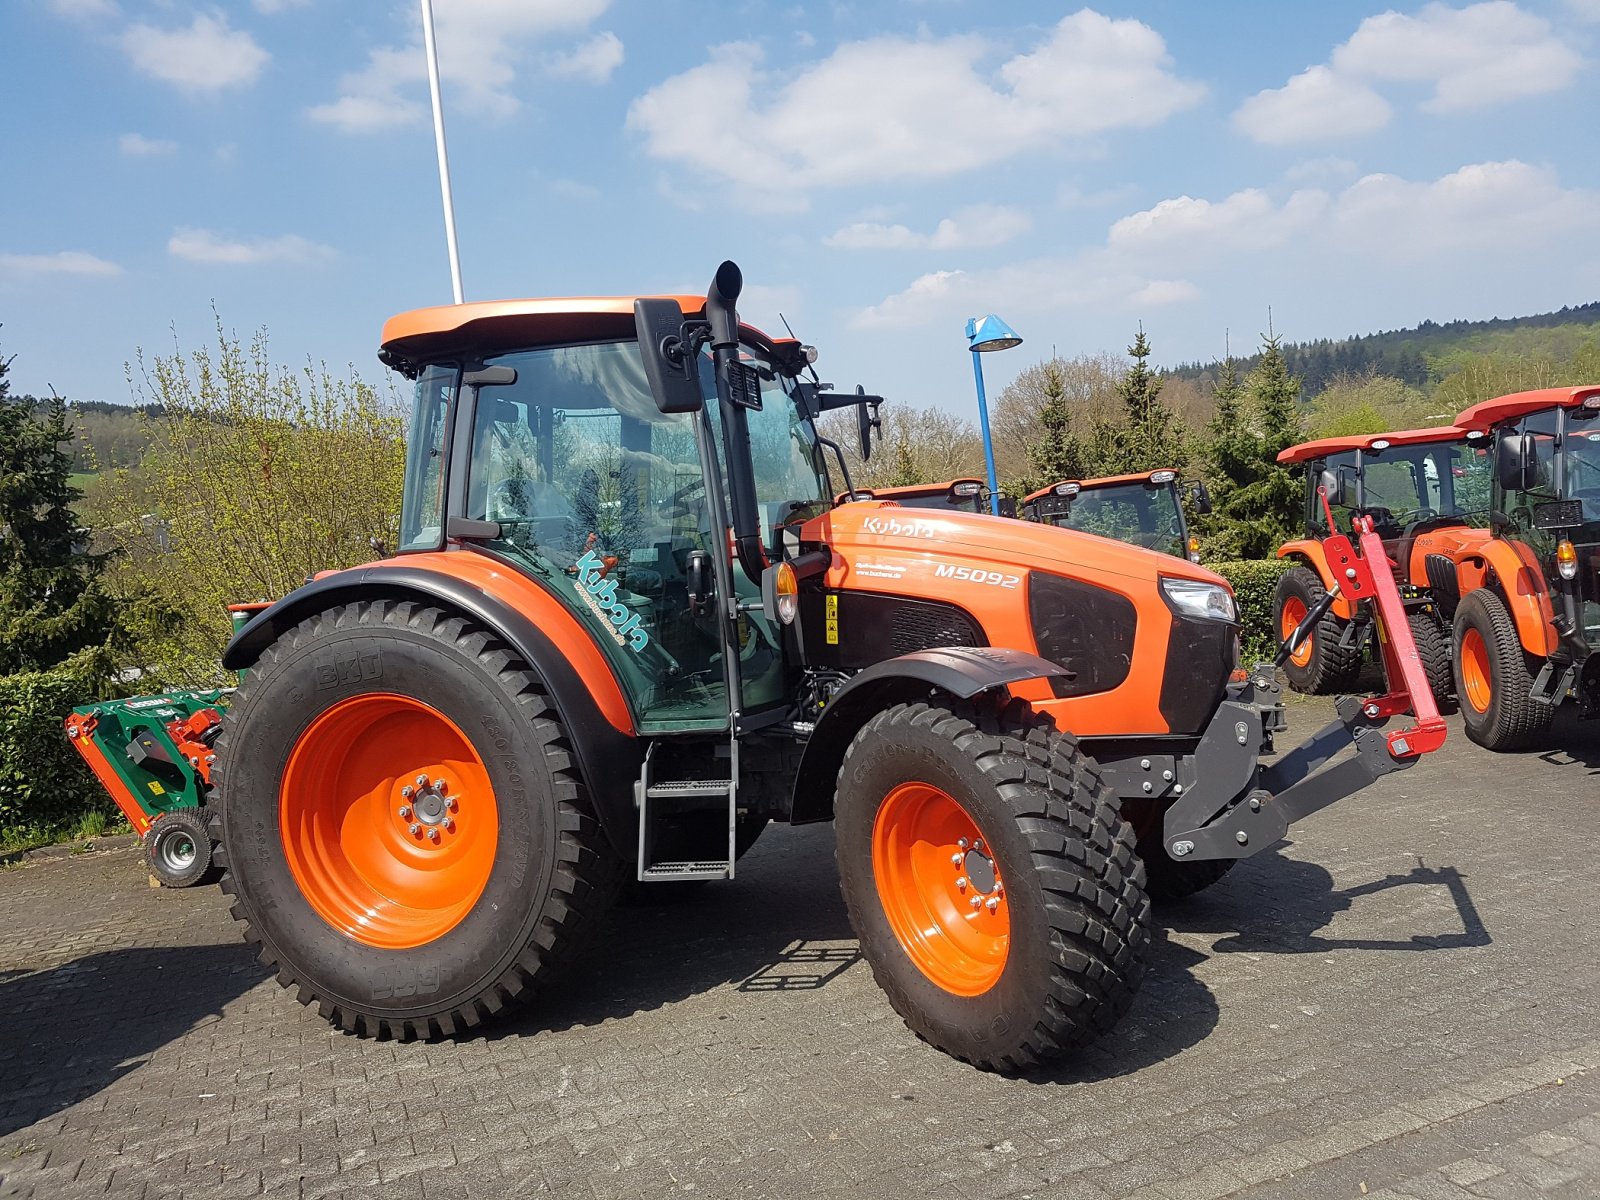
[0,808,133,858]
[67,472,97,491]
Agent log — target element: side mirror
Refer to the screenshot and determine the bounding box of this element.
[633,298,703,414]
[996,497,1017,519]
[1189,479,1212,515]
[1497,433,1538,493]
[856,387,881,461]
[1318,466,1345,507]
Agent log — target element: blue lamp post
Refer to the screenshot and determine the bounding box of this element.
[965,314,1023,515]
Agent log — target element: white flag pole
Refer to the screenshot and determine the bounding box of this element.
[420,0,464,304]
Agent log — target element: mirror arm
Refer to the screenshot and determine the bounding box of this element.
[815,435,855,499]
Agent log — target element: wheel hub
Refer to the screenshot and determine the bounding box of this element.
[962,845,998,895]
[397,776,460,843]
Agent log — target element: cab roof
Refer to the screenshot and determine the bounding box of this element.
[1022,469,1179,505]
[378,295,799,375]
[834,479,982,504]
[1453,385,1600,432]
[1276,425,1468,465]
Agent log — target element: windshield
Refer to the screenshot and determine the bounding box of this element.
[1044,482,1185,556]
[883,491,983,514]
[1314,441,1485,541]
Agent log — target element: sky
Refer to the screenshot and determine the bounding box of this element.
[3,0,1599,415]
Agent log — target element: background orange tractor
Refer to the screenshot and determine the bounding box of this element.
[206,262,1442,1071]
[1273,426,1487,704]
[1438,386,1600,748]
[1019,469,1208,561]
[835,478,1015,517]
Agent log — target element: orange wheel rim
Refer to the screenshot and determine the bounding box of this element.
[1460,627,1492,714]
[872,782,1008,996]
[1280,596,1313,667]
[280,694,497,949]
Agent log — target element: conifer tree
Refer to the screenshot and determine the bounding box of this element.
[1025,359,1081,484]
[888,437,923,488]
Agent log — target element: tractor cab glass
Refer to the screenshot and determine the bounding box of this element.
[398,364,458,551]
[1309,441,1486,557]
[841,482,986,514]
[1037,480,1186,557]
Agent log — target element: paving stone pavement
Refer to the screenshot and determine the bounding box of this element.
[2,695,1599,1199]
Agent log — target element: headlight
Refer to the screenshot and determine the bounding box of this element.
[1161,577,1238,622]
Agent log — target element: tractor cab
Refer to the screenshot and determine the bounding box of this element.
[1279,426,1487,572]
[1448,386,1600,732]
[1019,469,1206,562]
[836,478,989,515]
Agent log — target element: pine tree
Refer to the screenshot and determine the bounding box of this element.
[0,345,125,676]
[1025,359,1081,484]
[1091,326,1187,475]
[888,437,923,487]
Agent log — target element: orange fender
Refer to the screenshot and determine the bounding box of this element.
[1276,540,1357,620]
[1451,539,1555,657]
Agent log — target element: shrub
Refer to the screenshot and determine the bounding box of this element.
[1210,559,1295,663]
[0,669,101,831]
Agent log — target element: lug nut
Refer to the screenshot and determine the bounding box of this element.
[986,896,1000,912]
[955,876,968,890]
[970,896,982,910]
[446,797,458,812]
[434,778,447,793]
[1236,831,1249,845]
[972,839,984,852]
[429,829,441,843]
[957,838,969,850]
[443,818,455,833]
[993,882,1003,896]
[951,853,964,867]
[416,774,429,788]
[409,824,421,836]
[398,806,412,820]
[401,785,415,799]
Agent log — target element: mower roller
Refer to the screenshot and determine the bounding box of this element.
[83,262,1447,1070]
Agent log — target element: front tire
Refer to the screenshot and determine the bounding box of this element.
[214,600,621,1038]
[1407,607,1456,714]
[1452,589,1553,750]
[1274,566,1363,694]
[834,701,1150,1071]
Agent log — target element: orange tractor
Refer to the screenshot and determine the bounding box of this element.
[836,478,1015,517]
[208,263,1444,1070]
[1019,469,1208,561]
[1433,385,1600,748]
[1273,426,1487,704]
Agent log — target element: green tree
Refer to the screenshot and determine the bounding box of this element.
[888,437,924,487]
[1087,328,1187,475]
[1022,359,1082,491]
[90,320,405,682]
[1203,334,1306,558]
[0,345,128,678]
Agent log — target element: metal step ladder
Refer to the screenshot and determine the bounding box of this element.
[634,739,739,882]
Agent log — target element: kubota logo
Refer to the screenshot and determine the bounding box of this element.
[862,515,938,539]
[574,549,650,652]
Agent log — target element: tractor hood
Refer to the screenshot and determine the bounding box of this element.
[801,503,1229,593]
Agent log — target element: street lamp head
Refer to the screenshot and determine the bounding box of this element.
[966,314,1022,354]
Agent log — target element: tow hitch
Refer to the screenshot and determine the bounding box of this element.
[1163,497,1447,861]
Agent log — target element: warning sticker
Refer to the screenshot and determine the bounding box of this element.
[825,594,839,645]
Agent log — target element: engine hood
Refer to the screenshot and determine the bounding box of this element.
[800,503,1229,591]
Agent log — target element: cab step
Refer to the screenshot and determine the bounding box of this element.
[638,861,731,881]
[645,779,732,797]
[634,740,739,882]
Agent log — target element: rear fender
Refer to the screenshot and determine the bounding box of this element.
[1277,540,1355,620]
[1457,541,1555,657]
[788,647,1070,824]
[222,554,643,856]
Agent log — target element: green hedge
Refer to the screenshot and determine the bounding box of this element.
[0,669,101,831]
[1209,558,1295,663]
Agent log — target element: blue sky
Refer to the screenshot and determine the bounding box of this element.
[4,0,1599,413]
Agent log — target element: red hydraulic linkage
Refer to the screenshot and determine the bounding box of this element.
[1314,488,1447,759]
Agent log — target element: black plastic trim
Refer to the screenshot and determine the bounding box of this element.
[222,561,643,856]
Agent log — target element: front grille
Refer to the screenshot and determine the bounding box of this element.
[890,603,982,656]
[1028,572,1135,698]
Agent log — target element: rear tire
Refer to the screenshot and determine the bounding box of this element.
[834,700,1150,1071]
[213,600,622,1038]
[145,808,214,888]
[1452,589,1553,751]
[1407,607,1457,714]
[1274,566,1362,694]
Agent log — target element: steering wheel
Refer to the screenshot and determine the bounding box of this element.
[664,478,705,520]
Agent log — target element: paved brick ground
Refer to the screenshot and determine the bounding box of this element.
[3,695,1599,1199]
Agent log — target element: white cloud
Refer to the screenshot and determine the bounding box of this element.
[0,251,121,277]
[1109,188,1330,257]
[122,15,269,94]
[118,132,177,157]
[310,0,609,133]
[1334,1,1581,113]
[1235,2,1580,144]
[48,0,117,19]
[254,0,310,12]
[629,11,1204,207]
[167,229,336,266]
[1284,157,1359,183]
[1233,66,1391,144]
[545,31,623,83]
[825,205,1032,250]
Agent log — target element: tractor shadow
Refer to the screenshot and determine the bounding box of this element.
[0,944,268,1140]
[1162,844,1490,956]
